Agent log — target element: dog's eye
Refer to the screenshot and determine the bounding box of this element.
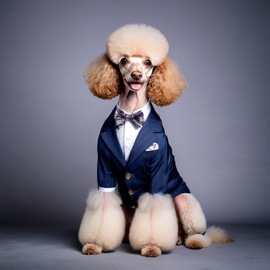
[120,58,128,64]
[145,60,152,66]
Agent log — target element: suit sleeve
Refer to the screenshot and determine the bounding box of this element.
[97,136,117,191]
[149,134,190,197]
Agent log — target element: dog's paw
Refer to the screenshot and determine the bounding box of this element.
[185,238,203,249]
[176,235,184,246]
[141,245,161,257]
[185,233,212,249]
[82,243,102,255]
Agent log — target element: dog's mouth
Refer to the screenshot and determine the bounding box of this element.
[127,82,144,91]
[130,83,142,90]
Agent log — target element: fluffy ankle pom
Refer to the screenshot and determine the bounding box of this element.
[78,189,125,252]
[185,233,212,249]
[129,193,178,252]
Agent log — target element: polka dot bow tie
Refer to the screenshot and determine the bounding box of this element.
[114,108,145,128]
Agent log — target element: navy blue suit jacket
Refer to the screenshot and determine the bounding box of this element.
[97,103,190,207]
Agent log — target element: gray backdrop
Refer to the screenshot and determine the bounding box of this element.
[1,0,269,226]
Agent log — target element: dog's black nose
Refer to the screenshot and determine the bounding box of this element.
[131,71,142,80]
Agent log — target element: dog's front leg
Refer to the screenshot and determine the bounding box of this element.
[174,193,212,249]
[129,193,178,257]
[78,190,125,254]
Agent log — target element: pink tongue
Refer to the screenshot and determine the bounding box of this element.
[130,83,141,90]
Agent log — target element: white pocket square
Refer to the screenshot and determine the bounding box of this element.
[146,142,159,151]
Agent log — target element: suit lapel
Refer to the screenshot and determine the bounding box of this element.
[100,104,163,168]
[100,107,126,167]
[126,123,157,168]
[126,104,163,168]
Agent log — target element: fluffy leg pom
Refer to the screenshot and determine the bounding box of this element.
[206,226,234,243]
[129,193,178,257]
[185,233,212,249]
[78,190,125,254]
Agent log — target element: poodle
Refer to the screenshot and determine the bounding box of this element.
[78,24,234,257]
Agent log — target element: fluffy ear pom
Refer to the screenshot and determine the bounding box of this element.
[84,53,122,100]
[147,58,188,106]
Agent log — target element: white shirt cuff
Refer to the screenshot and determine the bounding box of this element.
[98,187,116,192]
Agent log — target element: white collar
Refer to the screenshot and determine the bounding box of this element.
[116,100,151,122]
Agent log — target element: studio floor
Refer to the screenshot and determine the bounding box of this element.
[1,224,269,270]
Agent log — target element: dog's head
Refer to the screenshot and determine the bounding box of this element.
[118,56,154,92]
[84,24,187,106]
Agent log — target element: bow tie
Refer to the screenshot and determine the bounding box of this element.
[114,108,144,128]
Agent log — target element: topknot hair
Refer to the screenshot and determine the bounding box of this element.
[106,24,169,66]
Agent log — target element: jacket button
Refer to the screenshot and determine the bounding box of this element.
[129,190,134,195]
[126,173,133,179]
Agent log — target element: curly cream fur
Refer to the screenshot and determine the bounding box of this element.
[129,193,178,251]
[148,58,188,106]
[84,53,122,100]
[106,24,169,66]
[177,193,207,237]
[185,226,234,249]
[176,194,234,248]
[185,233,212,248]
[78,189,125,252]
